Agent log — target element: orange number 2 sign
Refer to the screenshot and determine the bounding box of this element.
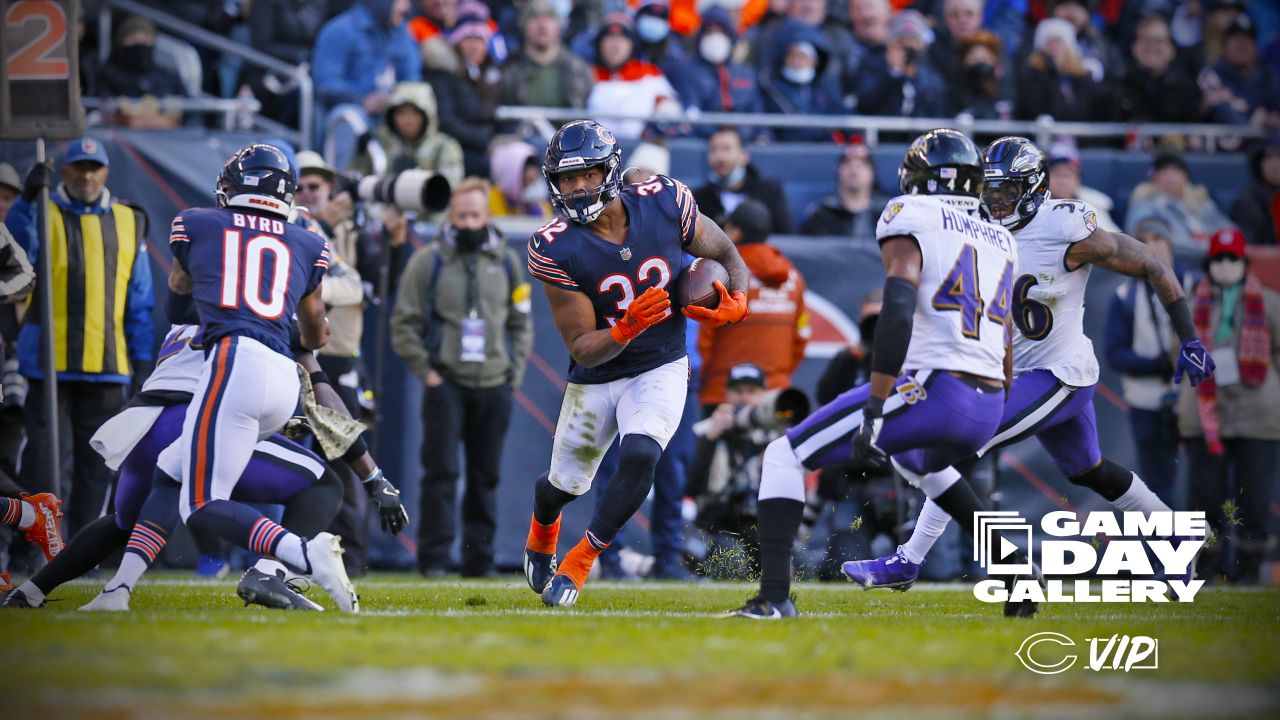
[5,0,70,80]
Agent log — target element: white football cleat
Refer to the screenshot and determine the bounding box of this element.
[305,532,359,613]
[80,585,132,612]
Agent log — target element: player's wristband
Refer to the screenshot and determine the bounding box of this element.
[1164,297,1198,344]
[342,435,368,464]
[864,396,885,420]
[361,467,383,485]
[309,370,332,389]
[871,277,917,377]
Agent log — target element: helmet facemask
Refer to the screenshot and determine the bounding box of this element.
[544,154,622,225]
[981,171,1045,230]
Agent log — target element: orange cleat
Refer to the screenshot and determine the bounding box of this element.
[0,571,11,593]
[21,493,64,561]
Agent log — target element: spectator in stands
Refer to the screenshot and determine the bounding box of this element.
[97,15,186,100]
[1104,218,1190,504]
[1126,151,1234,250]
[1175,0,1247,68]
[586,14,682,141]
[816,289,880,405]
[947,31,1014,119]
[852,10,947,118]
[801,144,888,238]
[391,178,533,577]
[409,0,459,43]
[1045,143,1120,232]
[349,82,466,188]
[1052,0,1124,83]
[626,142,671,181]
[1232,133,1280,246]
[313,0,420,165]
[929,0,985,87]
[693,127,793,234]
[753,0,855,77]
[1179,228,1280,584]
[698,200,808,410]
[847,0,891,69]
[760,21,845,141]
[1015,17,1112,121]
[242,0,329,126]
[0,165,19,223]
[1120,14,1201,123]
[498,0,594,110]
[5,139,154,539]
[1200,15,1280,127]
[669,6,768,135]
[422,2,502,178]
[487,139,552,217]
[631,0,690,74]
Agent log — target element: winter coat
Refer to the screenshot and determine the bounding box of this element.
[1119,65,1201,123]
[759,20,844,142]
[498,46,594,110]
[422,38,500,179]
[1125,181,1234,251]
[1230,144,1280,246]
[350,82,466,189]
[1014,51,1111,121]
[693,164,794,235]
[800,192,889,238]
[698,242,808,405]
[312,0,422,108]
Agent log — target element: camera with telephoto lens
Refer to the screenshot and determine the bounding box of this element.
[728,388,811,432]
[334,169,451,213]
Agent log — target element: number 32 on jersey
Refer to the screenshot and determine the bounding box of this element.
[599,257,673,325]
[931,244,1013,339]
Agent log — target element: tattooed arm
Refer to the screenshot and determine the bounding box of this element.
[1065,228,1185,306]
[685,213,750,294]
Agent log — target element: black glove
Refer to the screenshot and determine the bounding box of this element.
[363,468,409,534]
[130,358,155,397]
[22,161,54,203]
[850,396,889,474]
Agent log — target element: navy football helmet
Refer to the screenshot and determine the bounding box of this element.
[542,120,623,224]
[216,143,295,218]
[981,136,1049,231]
[898,128,985,203]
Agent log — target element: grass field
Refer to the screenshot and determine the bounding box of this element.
[2,575,1278,719]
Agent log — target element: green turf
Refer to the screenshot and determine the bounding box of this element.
[2,576,1278,719]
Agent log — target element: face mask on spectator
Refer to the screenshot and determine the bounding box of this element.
[781,65,815,85]
[965,62,994,88]
[118,43,155,73]
[454,226,488,252]
[700,32,732,64]
[636,15,670,43]
[1209,257,1246,286]
[711,165,746,187]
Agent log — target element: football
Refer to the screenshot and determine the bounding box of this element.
[675,257,729,309]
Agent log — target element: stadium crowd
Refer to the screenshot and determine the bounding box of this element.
[0,0,1276,592]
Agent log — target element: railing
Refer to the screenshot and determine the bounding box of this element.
[98,0,314,148]
[81,95,262,131]
[495,106,1265,150]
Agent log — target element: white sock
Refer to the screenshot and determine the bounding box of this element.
[272,533,310,574]
[104,553,151,593]
[14,580,45,605]
[900,497,952,564]
[1111,473,1171,515]
[17,501,36,529]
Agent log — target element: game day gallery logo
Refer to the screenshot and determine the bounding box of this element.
[971,511,1208,604]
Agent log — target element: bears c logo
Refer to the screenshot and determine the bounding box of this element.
[596,126,616,145]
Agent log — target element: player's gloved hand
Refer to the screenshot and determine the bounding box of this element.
[129,358,155,397]
[682,281,750,327]
[609,285,671,344]
[1173,339,1215,387]
[21,161,54,202]
[849,396,889,473]
[363,468,410,534]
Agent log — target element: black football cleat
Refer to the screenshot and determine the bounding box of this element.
[719,594,799,620]
[236,567,323,611]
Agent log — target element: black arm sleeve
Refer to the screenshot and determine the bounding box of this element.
[870,277,917,377]
[1164,297,1198,343]
[166,290,198,325]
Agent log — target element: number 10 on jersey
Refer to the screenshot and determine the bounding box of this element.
[220,230,291,319]
[931,244,1013,340]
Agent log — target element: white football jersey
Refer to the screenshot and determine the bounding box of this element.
[142,324,205,394]
[1009,198,1101,387]
[876,195,1018,381]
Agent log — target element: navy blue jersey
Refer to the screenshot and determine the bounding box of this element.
[169,207,328,357]
[528,174,698,384]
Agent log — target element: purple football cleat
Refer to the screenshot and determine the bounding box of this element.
[842,548,921,591]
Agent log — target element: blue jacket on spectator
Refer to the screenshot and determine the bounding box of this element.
[312,0,422,108]
[850,49,947,118]
[670,8,768,140]
[6,188,154,383]
[759,21,844,142]
[1104,264,1194,409]
[1202,58,1280,125]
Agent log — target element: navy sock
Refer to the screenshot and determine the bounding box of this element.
[533,472,577,526]
[586,435,661,548]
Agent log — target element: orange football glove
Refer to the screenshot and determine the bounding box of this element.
[682,281,749,327]
[610,286,672,344]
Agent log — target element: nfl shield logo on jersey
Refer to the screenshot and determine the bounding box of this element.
[619,247,632,261]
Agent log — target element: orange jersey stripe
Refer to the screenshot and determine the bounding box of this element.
[193,338,232,508]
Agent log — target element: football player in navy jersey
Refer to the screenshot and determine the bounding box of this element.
[523,120,751,607]
[150,144,358,612]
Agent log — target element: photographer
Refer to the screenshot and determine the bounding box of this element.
[390,178,533,577]
[688,364,808,578]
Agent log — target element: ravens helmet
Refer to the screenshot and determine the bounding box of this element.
[216,143,296,218]
[981,136,1049,231]
[898,129,985,204]
[542,120,623,224]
